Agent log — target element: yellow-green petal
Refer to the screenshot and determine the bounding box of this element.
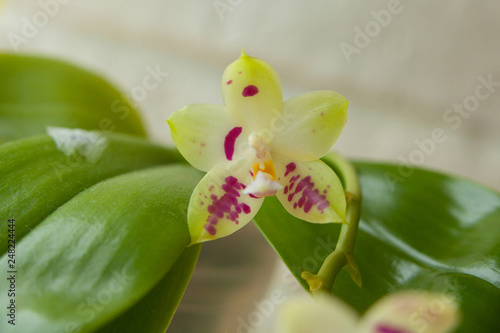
[276,295,358,333]
[187,157,264,244]
[168,104,248,172]
[271,91,348,161]
[221,50,283,131]
[273,153,346,223]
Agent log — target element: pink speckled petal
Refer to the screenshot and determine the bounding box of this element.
[273,153,346,223]
[357,291,459,333]
[188,156,264,244]
[168,104,248,172]
[271,91,348,161]
[221,51,283,131]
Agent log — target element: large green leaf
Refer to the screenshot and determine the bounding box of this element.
[0,165,204,333]
[0,133,184,252]
[0,54,146,142]
[96,244,201,333]
[254,157,500,332]
[0,53,202,332]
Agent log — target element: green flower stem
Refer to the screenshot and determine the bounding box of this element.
[301,152,362,294]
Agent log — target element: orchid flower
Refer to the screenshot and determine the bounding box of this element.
[167,51,349,244]
[277,292,459,333]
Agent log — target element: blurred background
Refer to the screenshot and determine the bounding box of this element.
[1,0,498,332]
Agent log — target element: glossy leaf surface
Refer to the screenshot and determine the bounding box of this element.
[0,165,204,333]
[254,157,500,332]
[96,244,201,333]
[0,133,184,252]
[0,54,146,142]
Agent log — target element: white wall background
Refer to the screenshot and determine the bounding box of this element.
[1,0,499,332]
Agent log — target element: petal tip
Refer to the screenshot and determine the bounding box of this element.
[188,229,210,246]
[166,118,176,134]
[240,49,249,58]
[188,234,207,246]
[324,216,348,225]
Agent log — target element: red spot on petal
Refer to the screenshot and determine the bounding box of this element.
[242,85,259,97]
[227,80,233,85]
[204,224,217,235]
[241,204,251,214]
[284,162,296,177]
[304,200,313,213]
[317,201,330,211]
[238,71,242,74]
[224,127,243,160]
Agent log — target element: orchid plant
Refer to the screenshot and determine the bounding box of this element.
[2,53,498,333]
[168,50,349,245]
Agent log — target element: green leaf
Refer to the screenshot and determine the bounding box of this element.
[0,54,146,142]
[254,157,500,332]
[0,53,201,332]
[96,244,201,333]
[0,165,204,333]
[0,133,184,253]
